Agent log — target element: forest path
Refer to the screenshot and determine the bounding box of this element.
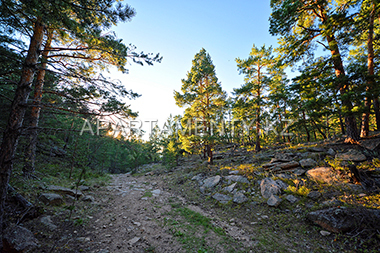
[86,171,253,253]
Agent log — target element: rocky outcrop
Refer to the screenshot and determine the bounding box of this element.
[307,207,380,233]
[335,149,367,162]
[3,225,39,252]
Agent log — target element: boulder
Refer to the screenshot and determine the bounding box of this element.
[260,178,281,198]
[224,175,249,184]
[203,175,221,188]
[47,185,83,197]
[233,192,248,204]
[212,193,232,204]
[335,149,367,162]
[40,193,63,206]
[3,225,39,252]
[307,207,380,233]
[267,195,282,207]
[299,158,317,168]
[306,167,338,184]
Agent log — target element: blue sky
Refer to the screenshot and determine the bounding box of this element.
[110,0,279,138]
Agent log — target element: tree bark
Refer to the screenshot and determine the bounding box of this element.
[23,31,53,178]
[319,5,359,141]
[0,18,44,235]
[374,97,380,130]
[361,2,375,137]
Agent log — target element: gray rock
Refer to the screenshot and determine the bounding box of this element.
[274,153,292,161]
[307,207,380,233]
[191,174,205,182]
[40,216,57,230]
[299,158,317,168]
[308,147,325,152]
[223,183,237,193]
[275,179,289,190]
[225,175,249,184]
[82,195,95,202]
[306,167,338,184]
[307,191,321,200]
[152,189,161,196]
[212,193,232,204]
[47,185,83,197]
[320,230,331,236]
[260,178,281,198]
[278,161,300,170]
[40,193,63,206]
[285,195,299,203]
[293,168,306,176]
[3,225,39,252]
[203,175,221,188]
[277,173,293,180]
[321,198,343,207]
[233,192,248,204]
[78,186,90,191]
[327,148,336,156]
[128,237,140,245]
[229,170,239,175]
[335,149,367,162]
[267,195,282,207]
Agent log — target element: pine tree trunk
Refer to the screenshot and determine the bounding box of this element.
[374,97,380,130]
[0,19,44,235]
[302,111,310,142]
[320,6,359,141]
[361,3,375,138]
[23,32,52,178]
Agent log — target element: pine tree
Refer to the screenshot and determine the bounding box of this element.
[234,44,274,151]
[269,0,360,141]
[174,48,226,164]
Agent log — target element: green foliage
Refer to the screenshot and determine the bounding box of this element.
[174,48,226,162]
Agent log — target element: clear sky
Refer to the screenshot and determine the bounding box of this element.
[110,0,279,138]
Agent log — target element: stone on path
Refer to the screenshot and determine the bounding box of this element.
[152,189,161,196]
[212,193,232,204]
[82,195,95,202]
[128,237,140,245]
